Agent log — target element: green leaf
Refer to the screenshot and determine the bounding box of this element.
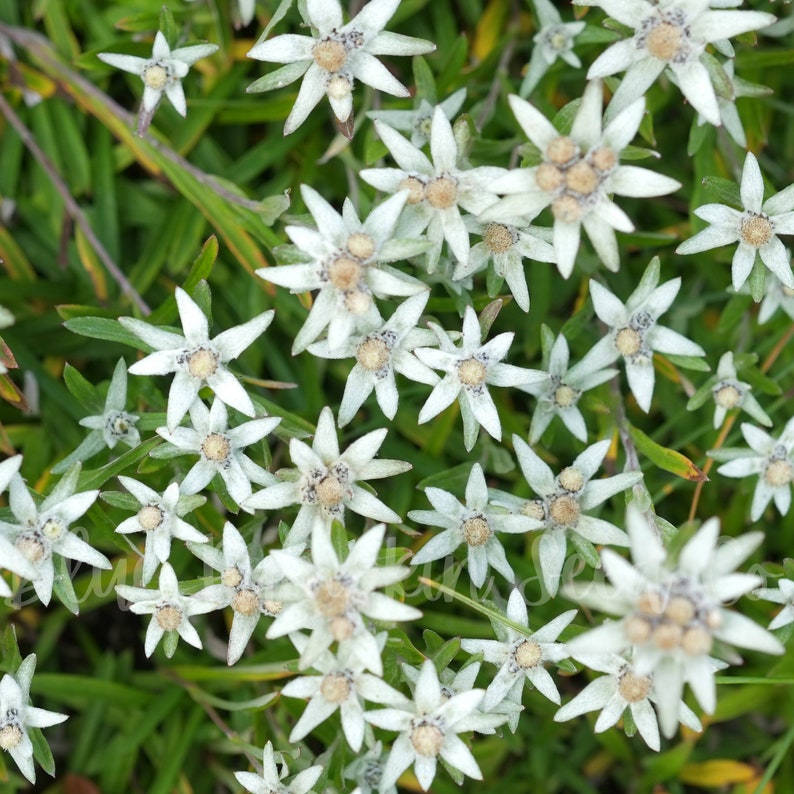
[63,363,103,413]
[627,423,707,482]
[664,353,710,372]
[63,316,147,348]
[702,175,741,207]
[687,379,717,411]
[413,55,436,104]
[478,298,503,338]
[748,257,766,302]
[158,5,179,49]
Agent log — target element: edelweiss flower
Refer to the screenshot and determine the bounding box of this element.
[580,0,775,125]
[156,399,279,507]
[114,477,207,585]
[409,463,541,587]
[257,186,427,354]
[53,359,140,474]
[759,272,794,323]
[520,0,586,97]
[308,292,439,426]
[365,659,485,791]
[581,258,706,412]
[519,330,618,443]
[492,436,640,596]
[367,88,467,148]
[360,106,507,271]
[452,214,556,312]
[714,418,794,521]
[343,740,394,794]
[676,152,794,294]
[191,522,300,665]
[246,0,435,135]
[461,589,575,709]
[415,305,547,450]
[267,521,421,674]
[98,31,218,134]
[0,455,36,598]
[281,633,407,750]
[0,655,68,784]
[553,653,702,751]
[116,562,216,658]
[122,286,274,431]
[566,505,783,737]
[0,465,110,606]
[235,741,322,794]
[756,578,794,631]
[485,80,680,277]
[243,406,409,542]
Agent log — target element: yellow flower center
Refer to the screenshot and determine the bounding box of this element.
[315,579,349,617]
[410,723,445,757]
[201,433,231,462]
[0,724,22,750]
[16,535,45,563]
[740,213,774,248]
[713,384,742,409]
[41,518,63,541]
[425,176,458,209]
[328,255,363,291]
[221,566,243,588]
[548,494,580,526]
[618,670,651,703]
[462,516,491,547]
[765,459,793,488]
[520,501,546,521]
[553,384,577,407]
[320,673,351,703]
[484,223,515,254]
[143,64,168,90]
[399,176,426,204]
[356,337,390,372]
[551,194,583,223]
[138,504,164,531]
[187,348,219,379]
[546,136,579,165]
[614,327,642,357]
[347,232,376,260]
[558,466,584,493]
[232,588,260,616]
[681,626,713,656]
[591,146,617,173]
[535,162,565,192]
[565,161,599,196]
[156,604,183,631]
[312,39,348,72]
[315,475,346,507]
[645,22,684,62]
[514,639,542,669]
[457,357,487,387]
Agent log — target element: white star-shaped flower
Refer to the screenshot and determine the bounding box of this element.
[759,272,794,323]
[462,589,576,710]
[581,258,706,412]
[580,0,775,125]
[258,186,428,354]
[246,0,435,135]
[308,292,439,426]
[409,463,541,588]
[0,456,36,598]
[566,504,783,738]
[365,659,485,791]
[234,741,322,794]
[756,578,794,631]
[156,399,280,507]
[243,406,409,542]
[114,477,207,585]
[343,740,394,794]
[485,80,681,277]
[267,521,421,674]
[0,465,110,607]
[415,305,548,450]
[98,31,218,134]
[116,562,216,658]
[714,418,794,521]
[676,152,794,294]
[492,436,640,596]
[519,330,618,444]
[553,653,702,751]
[121,286,274,431]
[360,106,507,271]
[0,655,68,784]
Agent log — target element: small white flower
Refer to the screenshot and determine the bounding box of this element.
[756,578,794,631]
[759,272,794,323]
[409,463,541,588]
[98,31,218,134]
[581,258,706,412]
[267,521,421,674]
[0,655,68,784]
[485,80,681,277]
[715,418,794,521]
[308,292,439,426]
[156,399,280,507]
[360,106,507,271]
[246,0,435,135]
[115,477,207,585]
[581,0,775,125]
[257,186,428,354]
[553,653,702,751]
[343,740,394,794]
[519,330,618,444]
[676,152,794,293]
[520,0,586,97]
[0,456,36,598]
[116,562,216,658]
[282,633,407,750]
[492,436,640,596]
[121,286,274,431]
[243,406,410,542]
[367,89,467,148]
[53,359,140,473]
[234,741,323,794]
[0,465,110,606]
[452,214,556,312]
[415,305,548,451]
[462,589,576,710]
[365,659,485,791]
[566,505,783,738]
[191,522,300,665]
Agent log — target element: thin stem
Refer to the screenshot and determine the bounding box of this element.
[0,91,151,315]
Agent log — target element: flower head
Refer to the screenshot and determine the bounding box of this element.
[121,287,274,431]
[676,152,794,294]
[0,456,37,598]
[246,0,435,135]
[234,741,323,794]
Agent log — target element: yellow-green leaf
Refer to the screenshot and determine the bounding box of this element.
[627,423,707,482]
